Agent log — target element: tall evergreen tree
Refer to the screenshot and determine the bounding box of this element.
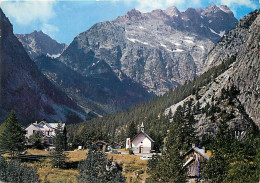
[51,122,67,168]
[255,135,260,182]
[28,131,43,149]
[202,117,234,182]
[126,121,137,140]
[78,146,125,183]
[0,110,25,158]
[148,106,187,182]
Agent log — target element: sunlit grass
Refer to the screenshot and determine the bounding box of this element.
[27,149,87,183]
[27,149,149,182]
[107,153,149,183]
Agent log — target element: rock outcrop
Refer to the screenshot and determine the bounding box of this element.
[16,31,67,59]
[166,10,260,133]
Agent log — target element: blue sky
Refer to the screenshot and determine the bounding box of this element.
[1,0,259,44]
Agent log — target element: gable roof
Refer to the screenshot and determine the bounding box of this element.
[45,123,65,129]
[183,156,195,167]
[93,141,109,145]
[184,147,210,160]
[25,123,44,131]
[132,131,155,143]
[26,121,65,131]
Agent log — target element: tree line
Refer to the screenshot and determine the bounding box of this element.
[67,56,237,149]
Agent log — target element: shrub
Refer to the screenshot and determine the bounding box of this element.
[0,157,39,183]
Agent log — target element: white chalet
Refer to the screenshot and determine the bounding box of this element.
[130,123,154,154]
[25,121,65,145]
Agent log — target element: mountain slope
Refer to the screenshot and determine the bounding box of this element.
[35,55,153,115]
[68,10,260,144]
[16,31,67,59]
[0,8,87,125]
[59,4,237,95]
[167,10,260,128]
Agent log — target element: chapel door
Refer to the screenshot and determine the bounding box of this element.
[139,146,143,153]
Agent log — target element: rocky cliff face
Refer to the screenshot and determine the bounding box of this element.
[59,4,237,95]
[202,10,260,127]
[165,10,260,133]
[0,8,87,125]
[16,31,67,59]
[35,55,153,115]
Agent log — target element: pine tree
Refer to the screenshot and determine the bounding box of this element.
[255,136,260,182]
[0,110,25,158]
[78,146,125,182]
[0,157,39,183]
[148,106,187,182]
[126,121,137,140]
[51,122,67,168]
[28,131,43,149]
[202,118,233,182]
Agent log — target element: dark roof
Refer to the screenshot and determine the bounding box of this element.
[183,147,209,160]
[92,141,109,145]
[132,131,155,142]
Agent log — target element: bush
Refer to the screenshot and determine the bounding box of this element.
[129,149,134,155]
[78,147,125,182]
[0,157,39,183]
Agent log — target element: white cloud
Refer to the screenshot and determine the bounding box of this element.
[219,0,258,9]
[1,0,57,26]
[41,23,59,37]
[119,0,202,12]
[209,0,258,17]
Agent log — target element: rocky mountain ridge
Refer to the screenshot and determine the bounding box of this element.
[0,8,88,125]
[165,10,260,130]
[16,31,67,59]
[4,5,239,122]
[35,55,153,115]
[59,4,238,95]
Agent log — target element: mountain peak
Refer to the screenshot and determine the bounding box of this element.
[32,30,44,34]
[16,30,67,59]
[164,6,180,17]
[0,8,86,124]
[204,4,233,15]
[125,9,142,19]
[184,7,200,17]
[0,8,13,36]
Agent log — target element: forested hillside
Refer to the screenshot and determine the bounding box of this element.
[67,56,239,148]
[68,10,260,152]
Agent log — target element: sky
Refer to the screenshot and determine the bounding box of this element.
[0,0,259,44]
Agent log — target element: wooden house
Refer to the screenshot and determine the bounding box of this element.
[93,141,109,152]
[183,145,210,181]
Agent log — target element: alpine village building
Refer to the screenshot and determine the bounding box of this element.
[183,145,210,182]
[25,120,65,146]
[126,122,155,154]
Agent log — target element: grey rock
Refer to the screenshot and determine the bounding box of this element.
[59,4,237,95]
[35,55,153,116]
[0,8,88,125]
[16,31,67,60]
[166,10,260,133]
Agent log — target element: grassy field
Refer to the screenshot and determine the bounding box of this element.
[107,153,149,182]
[27,149,87,183]
[27,149,149,183]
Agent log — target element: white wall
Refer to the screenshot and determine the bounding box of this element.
[25,125,41,138]
[132,133,153,153]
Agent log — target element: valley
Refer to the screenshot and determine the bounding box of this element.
[0,2,259,183]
